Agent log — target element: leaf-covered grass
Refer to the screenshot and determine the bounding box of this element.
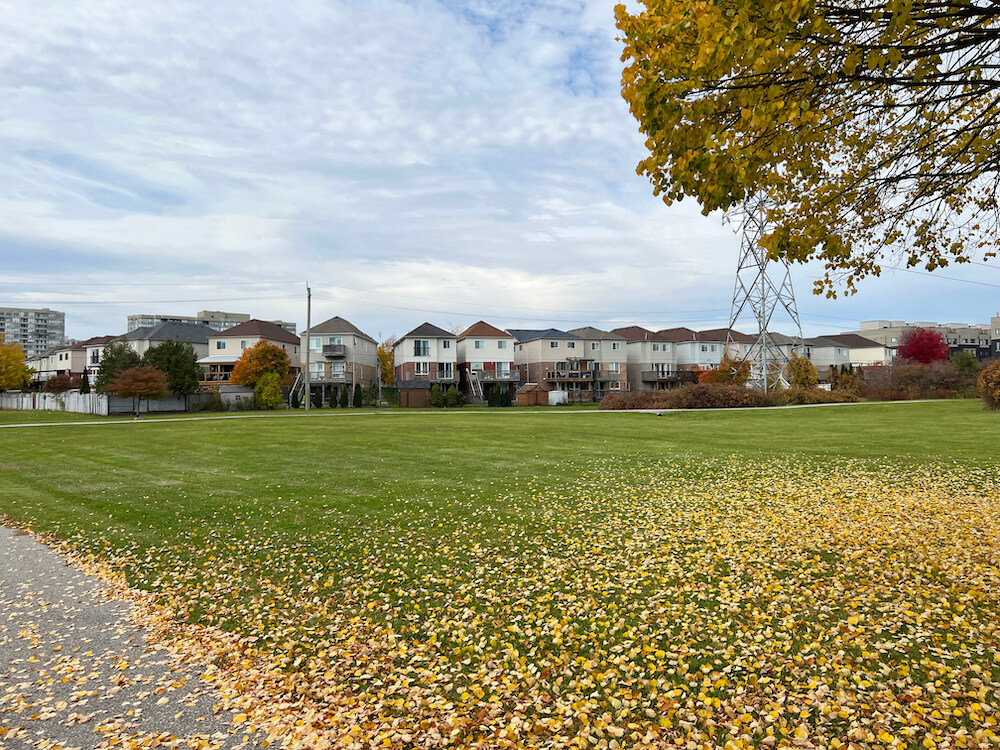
[1,400,999,747]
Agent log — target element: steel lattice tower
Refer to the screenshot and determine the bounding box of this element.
[726,195,803,391]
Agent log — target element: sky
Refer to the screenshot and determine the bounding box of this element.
[2,0,998,342]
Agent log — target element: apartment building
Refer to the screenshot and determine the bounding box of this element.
[127,310,296,335]
[0,307,66,359]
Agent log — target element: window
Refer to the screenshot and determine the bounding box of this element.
[310,337,322,351]
[701,344,708,352]
[474,340,484,349]
[329,337,343,345]
[471,362,484,371]
[442,340,451,349]
[353,337,357,345]
[216,341,226,350]
[567,341,575,349]
[891,337,898,343]
[331,362,345,375]
[711,345,718,353]
[241,340,250,350]
[590,342,599,350]
[413,340,429,356]
[653,343,660,352]
[415,362,429,375]
[610,381,621,391]
[497,340,507,349]
[309,362,324,376]
[518,344,523,351]
[550,341,559,348]
[612,342,621,350]
[607,362,620,372]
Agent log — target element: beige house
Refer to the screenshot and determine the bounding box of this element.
[303,315,379,404]
[199,319,301,385]
[509,329,596,401]
[567,326,628,399]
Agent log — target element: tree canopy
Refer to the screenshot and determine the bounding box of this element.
[107,366,169,413]
[0,338,31,391]
[616,0,1000,295]
[230,341,291,388]
[142,340,202,397]
[898,327,950,363]
[377,338,396,386]
[95,340,141,393]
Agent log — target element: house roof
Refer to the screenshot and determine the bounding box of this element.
[655,327,700,342]
[306,316,376,343]
[401,322,455,339]
[67,335,117,351]
[804,336,843,348]
[824,333,885,349]
[123,322,214,344]
[197,354,239,364]
[213,319,300,345]
[457,321,513,340]
[507,328,580,343]
[698,328,756,344]
[611,326,657,342]
[567,326,625,341]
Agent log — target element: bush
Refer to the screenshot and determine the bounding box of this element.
[339,387,349,409]
[255,372,283,410]
[859,361,978,401]
[353,383,363,408]
[979,361,1000,410]
[43,374,73,394]
[600,384,856,410]
[429,384,445,407]
[362,386,379,407]
[446,385,460,407]
[313,389,323,409]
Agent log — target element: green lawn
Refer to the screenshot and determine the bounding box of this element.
[1,400,999,747]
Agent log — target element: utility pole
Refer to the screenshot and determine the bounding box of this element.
[377,330,382,408]
[304,283,311,410]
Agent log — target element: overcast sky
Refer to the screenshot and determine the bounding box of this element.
[2,0,998,342]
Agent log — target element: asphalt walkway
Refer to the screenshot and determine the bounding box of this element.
[0,525,264,749]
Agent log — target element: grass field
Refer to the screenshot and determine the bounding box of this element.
[2,401,999,748]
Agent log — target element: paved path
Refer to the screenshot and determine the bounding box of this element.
[0,525,264,749]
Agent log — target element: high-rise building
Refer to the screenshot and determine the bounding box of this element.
[127,310,296,334]
[0,307,66,359]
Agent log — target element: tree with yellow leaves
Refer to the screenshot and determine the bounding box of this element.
[377,337,396,386]
[616,0,1000,296]
[230,341,291,388]
[0,338,31,391]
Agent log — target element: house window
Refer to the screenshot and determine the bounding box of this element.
[891,337,898,343]
[612,342,621,350]
[653,344,660,352]
[241,340,250,350]
[610,381,621,390]
[701,344,708,352]
[567,342,575,349]
[474,340,484,349]
[331,362,346,375]
[442,340,451,349]
[414,340,430,356]
[310,337,322,351]
[550,341,559,348]
[607,362,620,372]
[471,362,484,371]
[330,337,343,345]
[309,362,324,377]
[497,340,507,349]
[353,337,357,345]
[590,342,599,350]
[216,341,226,350]
[415,362,429,375]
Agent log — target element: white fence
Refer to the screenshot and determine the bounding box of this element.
[0,391,215,415]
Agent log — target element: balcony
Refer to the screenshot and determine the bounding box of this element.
[545,370,593,381]
[310,372,352,384]
[594,369,623,382]
[322,344,347,358]
[476,370,520,382]
[402,370,457,382]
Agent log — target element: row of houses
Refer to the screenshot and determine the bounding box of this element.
[32,312,976,406]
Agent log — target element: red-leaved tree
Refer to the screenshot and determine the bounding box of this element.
[108,366,169,414]
[897,329,950,365]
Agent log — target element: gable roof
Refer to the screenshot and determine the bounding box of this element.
[213,319,300,345]
[457,321,513,340]
[698,328,756,345]
[401,322,455,339]
[507,328,580,343]
[123,322,214,344]
[567,326,625,341]
[804,336,843,348]
[824,333,885,349]
[307,316,376,343]
[656,327,700,342]
[67,335,117,351]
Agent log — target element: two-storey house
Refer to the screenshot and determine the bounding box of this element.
[199,319,300,385]
[508,329,595,402]
[567,327,628,400]
[456,321,518,402]
[393,323,457,405]
[303,316,379,405]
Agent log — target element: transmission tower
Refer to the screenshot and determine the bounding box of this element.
[726,194,803,391]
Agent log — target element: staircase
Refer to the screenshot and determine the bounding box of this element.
[469,370,485,403]
[288,371,305,406]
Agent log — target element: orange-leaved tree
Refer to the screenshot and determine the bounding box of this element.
[231,341,291,388]
[377,337,396,386]
[108,366,169,414]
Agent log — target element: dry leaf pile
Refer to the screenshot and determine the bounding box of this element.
[23,458,1000,748]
